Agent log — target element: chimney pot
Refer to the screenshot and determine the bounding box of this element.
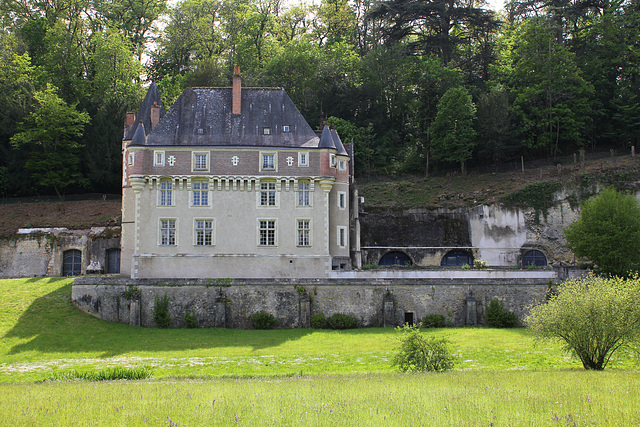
[150,102,160,130]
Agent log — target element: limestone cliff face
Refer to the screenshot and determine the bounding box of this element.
[359,198,583,267]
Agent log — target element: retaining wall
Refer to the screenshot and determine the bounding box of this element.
[72,276,553,329]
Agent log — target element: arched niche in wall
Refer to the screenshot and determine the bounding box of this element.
[522,249,548,267]
[441,250,473,267]
[379,251,412,266]
[62,249,82,276]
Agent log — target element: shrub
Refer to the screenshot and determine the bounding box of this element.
[310,312,327,329]
[564,187,640,277]
[420,313,446,328]
[152,294,171,328]
[525,274,640,370]
[362,263,377,270]
[392,324,455,372]
[326,313,358,329]
[461,264,471,270]
[251,310,278,330]
[473,259,488,269]
[486,298,519,328]
[184,311,198,328]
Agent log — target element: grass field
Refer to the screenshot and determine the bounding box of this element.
[1,277,639,425]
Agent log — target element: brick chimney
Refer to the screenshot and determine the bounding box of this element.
[232,66,241,115]
[150,101,160,130]
[124,112,136,137]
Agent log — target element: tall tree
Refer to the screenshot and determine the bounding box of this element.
[10,84,90,198]
[430,86,477,174]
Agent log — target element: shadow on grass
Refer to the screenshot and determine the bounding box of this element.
[3,281,327,358]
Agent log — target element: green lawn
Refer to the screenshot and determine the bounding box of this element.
[1,278,639,425]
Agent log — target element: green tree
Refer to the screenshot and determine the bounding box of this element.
[525,274,640,370]
[10,84,90,198]
[564,188,640,277]
[429,86,476,174]
[392,324,455,372]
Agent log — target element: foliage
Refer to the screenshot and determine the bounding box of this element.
[362,263,377,270]
[50,366,153,381]
[310,312,327,329]
[501,181,563,222]
[525,274,640,370]
[152,294,171,328]
[564,188,640,277]
[461,264,471,270]
[184,311,198,328]
[473,259,488,269]
[326,313,358,330]
[122,286,140,300]
[486,298,519,328]
[420,313,446,328]
[9,84,90,199]
[251,310,278,330]
[392,324,454,372]
[429,86,477,174]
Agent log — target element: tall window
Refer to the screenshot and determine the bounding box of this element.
[195,219,213,246]
[297,220,310,247]
[262,154,275,170]
[338,226,347,248]
[259,220,276,246]
[260,182,276,206]
[154,151,165,166]
[297,181,310,206]
[192,180,208,206]
[338,192,346,209]
[159,180,173,206]
[160,219,176,245]
[298,152,308,166]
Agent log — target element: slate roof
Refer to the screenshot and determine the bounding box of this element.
[130,86,321,148]
[125,82,164,141]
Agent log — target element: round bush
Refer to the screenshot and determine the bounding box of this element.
[420,313,446,328]
[310,313,327,329]
[393,324,455,372]
[486,298,519,328]
[326,313,358,330]
[251,310,278,330]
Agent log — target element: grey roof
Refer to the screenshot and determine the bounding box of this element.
[318,125,336,149]
[136,87,320,148]
[125,82,164,141]
[131,121,146,146]
[331,129,348,156]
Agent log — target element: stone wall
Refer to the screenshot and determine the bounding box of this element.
[72,277,551,329]
[0,228,121,278]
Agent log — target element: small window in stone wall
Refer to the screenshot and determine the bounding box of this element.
[441,250,473,267]
[522,249,547,267]
[379,251,412,266]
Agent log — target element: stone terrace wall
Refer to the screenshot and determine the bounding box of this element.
[72,278,551,329]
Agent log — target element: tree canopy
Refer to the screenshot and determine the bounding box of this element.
[0,0,638,195]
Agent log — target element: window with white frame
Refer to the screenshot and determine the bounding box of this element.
[338,191,346,210]
[297,181,311,207]
[127,152,134,166]
[260,181,276,206]
[263,127,271,135]
[192,180,209,206]
[339,159,347,171]
[194,219,214,246]
[159,179,173,206]
[337,226,347,248]
[330,153,337,168]
[261,152,276,171]
[297,219,311,247]
[154,151,165,166]
[298,152,309,166]
[192,152,209,171]
[160,219,176,245]
[258,219,276,246]
[283,125,290,132]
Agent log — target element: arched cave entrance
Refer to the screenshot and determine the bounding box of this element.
[441,250,473,267]
[62,249,82,276]
[379,251,412,266]
[522,249,548,267]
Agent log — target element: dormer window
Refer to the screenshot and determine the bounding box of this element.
[283,125,290,132]
[263,127,271,135]
[197,128,203,135]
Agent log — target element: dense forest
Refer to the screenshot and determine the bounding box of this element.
[0,0,638,197]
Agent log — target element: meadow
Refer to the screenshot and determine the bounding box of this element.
[1,277,638,425]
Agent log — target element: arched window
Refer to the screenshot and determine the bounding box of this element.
[379,251,412,266]
[522,250,547,267]
[441,250,473,267]
[63,250,82,276]
[106,248,121,274]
